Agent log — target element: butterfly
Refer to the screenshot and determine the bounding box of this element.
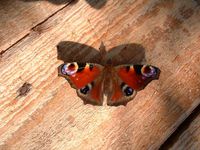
[58,62,160,106]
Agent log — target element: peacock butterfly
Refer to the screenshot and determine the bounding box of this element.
[58,62,160,106]
[58,42,160,106]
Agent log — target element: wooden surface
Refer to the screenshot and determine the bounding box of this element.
[0,0,200,149]
[161,105,200,150]
[0,0,74,53]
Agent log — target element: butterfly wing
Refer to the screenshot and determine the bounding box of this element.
[58,62,104,105]
[107,64,160,106]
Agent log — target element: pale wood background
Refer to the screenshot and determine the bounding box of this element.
[0,0,200,149]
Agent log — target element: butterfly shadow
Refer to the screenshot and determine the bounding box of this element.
[85,0,107,9]
[57,41,146,65]
[20,0,78,5]
[21,0,106,9]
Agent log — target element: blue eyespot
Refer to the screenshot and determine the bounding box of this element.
[61,64,67,75]
[124,86,133,96]
[121,82,134,96]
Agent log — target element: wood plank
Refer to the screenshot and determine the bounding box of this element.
[0,0,73,53]
[160,105,200,150]
[0,0,200,149]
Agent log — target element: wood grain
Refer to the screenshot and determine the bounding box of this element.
[160,105,200,150]
[0,0,200,149]
[0,0,73,53]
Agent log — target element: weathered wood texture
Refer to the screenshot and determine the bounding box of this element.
[0,0,200,149]
[0,0,73,53]
[161,105,200,150]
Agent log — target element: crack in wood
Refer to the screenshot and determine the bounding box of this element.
[0,0,76,57]
[0,34,30,58]
[31,0,76,33]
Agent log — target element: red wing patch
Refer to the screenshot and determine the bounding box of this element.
[60,62,102,89]
[117,65,160,90]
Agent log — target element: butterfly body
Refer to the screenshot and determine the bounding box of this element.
[59,62,160,106]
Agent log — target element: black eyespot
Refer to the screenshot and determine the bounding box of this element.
[80,85,90,94]
[77,63,86,72]
[124,86,133,96]
[134,65,142,75]
[79,83,93,95]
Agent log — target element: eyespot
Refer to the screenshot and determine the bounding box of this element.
[79,83,92,95]
[121,83,134,96]
[141,65,156,77]
[61,63,78,76]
